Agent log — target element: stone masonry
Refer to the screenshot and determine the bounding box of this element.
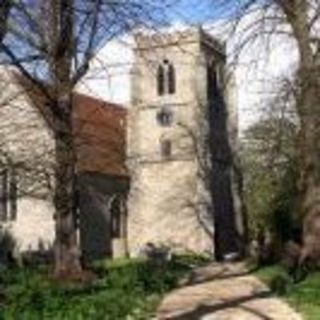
[127,29,231,256]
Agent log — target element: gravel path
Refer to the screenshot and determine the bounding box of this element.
[157,262,302,320]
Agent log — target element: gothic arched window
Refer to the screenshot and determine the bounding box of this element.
[168,63,176,94]
[157,64,165,96]
[157,60,176,96]
[0,167,17,222]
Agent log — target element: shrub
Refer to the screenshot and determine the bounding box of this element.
[0,228,17,266]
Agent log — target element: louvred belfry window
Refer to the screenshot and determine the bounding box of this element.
[157,64,165,96]
[157,60,176,96]
[168,63,176,94]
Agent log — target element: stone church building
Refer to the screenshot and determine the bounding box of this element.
[0,28,244,261]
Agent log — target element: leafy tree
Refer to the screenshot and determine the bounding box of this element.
[242,116,299,245]
[212,0,320,262]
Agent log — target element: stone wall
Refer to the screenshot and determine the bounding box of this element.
[128,160,213,255]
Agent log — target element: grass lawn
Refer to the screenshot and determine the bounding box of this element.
[0,255,208,320]
[254,265,320,320]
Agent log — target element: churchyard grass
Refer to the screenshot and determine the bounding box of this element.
[0,254,208,319]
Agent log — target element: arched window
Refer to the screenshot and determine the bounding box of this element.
[157,60,176,96]
[157,65,165,96]
[0,169,8,221]
[0,167,17,222]
[110,196,121,238]
[168,63,176,94]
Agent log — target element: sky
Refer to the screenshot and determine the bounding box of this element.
[168,0,226,23]
[77,1,299,135]
[167,0,242,24]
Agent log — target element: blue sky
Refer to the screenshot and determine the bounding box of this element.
[168,0,239,25]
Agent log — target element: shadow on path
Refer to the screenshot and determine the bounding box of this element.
[161,291,272,320]
[157,263,302,320]
[182,264,259,288]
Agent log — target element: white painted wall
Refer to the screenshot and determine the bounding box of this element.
[0,67,55,253]
[3,198,54,252]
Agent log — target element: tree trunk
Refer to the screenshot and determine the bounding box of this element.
[296,71,320,216]
[296,68,320,263]
[280,0,320,262]
[53,97,82,278]
[48,0,82,278]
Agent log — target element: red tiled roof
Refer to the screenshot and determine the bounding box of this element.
[72,93,128,177]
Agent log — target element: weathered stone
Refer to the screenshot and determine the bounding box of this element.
[127,29,235,256]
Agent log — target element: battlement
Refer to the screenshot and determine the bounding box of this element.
[134,27,225,56]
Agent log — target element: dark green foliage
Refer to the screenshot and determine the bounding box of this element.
[265,164,300,248]
[0,228,17,266]
[255,265,320,320]
[0,254,208,320]
[241,117,300,249]
[268,164,300,242]
[269,272,293,295]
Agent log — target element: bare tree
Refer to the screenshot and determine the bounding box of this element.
[0,0,171,278]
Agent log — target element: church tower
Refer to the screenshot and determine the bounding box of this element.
[127,28,241,257]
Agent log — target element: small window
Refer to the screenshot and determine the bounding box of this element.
[156,108,173,127]
[160,139,172,159]
[0,168,17,222]
[111,196,121,238]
